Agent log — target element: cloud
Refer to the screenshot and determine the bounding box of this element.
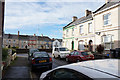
[5,2,104,30]
[5,0,106,2]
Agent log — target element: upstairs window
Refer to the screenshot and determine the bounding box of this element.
[88,23,92,33]
[72,28,74,36]
[79,25,83,34]
[103,13,111,26]
[66,29,69,37]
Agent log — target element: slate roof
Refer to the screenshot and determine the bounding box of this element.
[94,2,120,13]
[19,35,29,40]
[4,34,51,41]
[63,14,93,29]
[57,39,62,42]
[38,36,51,41]
[4,34,18,39]
[63,1,120,29]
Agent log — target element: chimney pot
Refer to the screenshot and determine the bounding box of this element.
[34,34,36,36]
[72,16,78,22]
[18,31,20,36]
[41,34,43,37]
[105,0,111,3]
[85,9,92,17]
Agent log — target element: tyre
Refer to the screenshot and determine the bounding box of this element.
[66,58,70,63]
[66,58,68,62]
[53,54,55,58]
[58,55,61,59]
[76,59,80,62]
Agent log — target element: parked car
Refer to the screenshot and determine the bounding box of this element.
[66,51,94,62]
[40,59,120,80]
[30,51,52,70]
[52,47,70,59]
[28,48,39,60]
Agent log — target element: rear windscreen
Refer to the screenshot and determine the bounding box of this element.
[81,52,89,55]
[60,48,69,51]
[34,52,49,58]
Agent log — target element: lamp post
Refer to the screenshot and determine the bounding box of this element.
[0,1,5,79]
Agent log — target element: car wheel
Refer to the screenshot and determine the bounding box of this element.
[58,55,61,59]
[53,54,55,58]
[66,58,68,61]
[76,59,80,62]
[66,58,70,63]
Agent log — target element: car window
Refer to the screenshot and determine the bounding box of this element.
[43,68,93,80]
[81,52,89,56]
[87,52,92,55]
[55,48,58,51]
[74,52,79,55]
[59,48,69,51]
[70,52,74,55]
[33,52,49,57]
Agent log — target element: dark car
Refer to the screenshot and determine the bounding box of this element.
[66,51,94,62]
[30,51,52,70]
[28,49,39,60]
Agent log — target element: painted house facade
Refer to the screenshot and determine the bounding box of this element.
[63,0,120,53]
[52,39,62,48]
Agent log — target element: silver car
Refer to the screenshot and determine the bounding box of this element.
[40,59,120,80]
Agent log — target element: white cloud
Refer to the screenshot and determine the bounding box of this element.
[4,2,104,30]
[5,0,106,2]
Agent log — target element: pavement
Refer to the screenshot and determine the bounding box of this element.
[2,54,31,80]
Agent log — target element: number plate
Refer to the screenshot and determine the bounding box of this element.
[39,60,46,63]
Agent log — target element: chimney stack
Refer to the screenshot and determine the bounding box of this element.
[34,34,36,36]
[105,0,111,3]
[18,31,20,37]
[41,34,43,37]
[72,16,78,22]
[85,10,92,17]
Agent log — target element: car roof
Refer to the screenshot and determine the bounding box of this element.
[43,59,120,79]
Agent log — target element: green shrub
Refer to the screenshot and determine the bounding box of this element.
[2,48,8,61]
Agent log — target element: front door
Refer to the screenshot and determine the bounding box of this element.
[72,41,74,50]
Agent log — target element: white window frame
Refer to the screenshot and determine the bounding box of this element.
[88,23,92,33]
[103,35,114,50]
[72,28,74,36]
[66,29,69,37]
[79,25,83,34]
[103,13,111,26]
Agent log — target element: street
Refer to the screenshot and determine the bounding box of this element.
[30,53,68,79]
[3,53,69,80]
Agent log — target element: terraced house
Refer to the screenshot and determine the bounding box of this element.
[3,31,52,49]
[63,0,120,53]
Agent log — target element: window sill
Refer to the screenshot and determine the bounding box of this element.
[80,33,84,35]
[103,24,112,27]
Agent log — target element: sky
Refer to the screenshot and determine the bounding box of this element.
[4,0,105,39]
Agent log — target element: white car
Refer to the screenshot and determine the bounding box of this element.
[40,59,120,80]
[52,47,70,58]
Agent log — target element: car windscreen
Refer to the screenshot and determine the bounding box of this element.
[81,52,89,56]
[33,52,49,58]
[59,48,69,51]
